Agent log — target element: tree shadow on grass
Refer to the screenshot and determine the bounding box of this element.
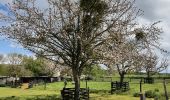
[0,95,61,100]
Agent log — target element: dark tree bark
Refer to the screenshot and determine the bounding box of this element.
[163,79,169,100]
[147,71,150,78]
[119,72,125,86]
[73,68,80,100]
[117,64,126,86]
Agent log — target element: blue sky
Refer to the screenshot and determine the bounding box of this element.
[0,2,33,56]
[0,38,32,55]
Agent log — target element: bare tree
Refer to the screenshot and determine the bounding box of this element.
[6,53,24,77]
[102,11,165,85]
[43,59,61,77]
[0,0,152,99]
[107,40,141,85]
[140,52,168,78]
[3,53,28,87]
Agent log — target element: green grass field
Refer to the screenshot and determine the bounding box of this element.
[0,87,58,97]
[0,81,169,100]
[32,81,170,94]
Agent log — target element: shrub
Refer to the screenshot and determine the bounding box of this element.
[0,96,19,100]
[0,84,6,87]
[154,88,159,92]
[145,90,158,98]
[133,92,140,97]
[85,76,93,81]
[0,95,60,100]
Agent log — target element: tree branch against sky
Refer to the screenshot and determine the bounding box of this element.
[0,0,143,99]
[139,51,168,78]
[99,2,168,85]
[0,0,169,99]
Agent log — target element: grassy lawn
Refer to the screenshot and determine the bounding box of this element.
[0,87,143,100]
[90,94,152,100]
[0,87,58,97]
[0,81,169,99]
[32,81,170,94]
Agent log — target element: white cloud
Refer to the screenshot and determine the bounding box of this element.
[0,0,12,4]
[0,0,13,8]
[9,42,23,49]
[136,0,170,53]
[136,0,170,73]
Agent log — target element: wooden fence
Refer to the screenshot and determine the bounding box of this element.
[61,88,89,100]
[111,81,129,94]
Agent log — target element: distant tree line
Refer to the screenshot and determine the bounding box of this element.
[0,53,60,77]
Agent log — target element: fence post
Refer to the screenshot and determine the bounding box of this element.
[139,93,145,100]
[139,79,145,100]
[140,79,142,92]
[163,78,169,100]
[86,79,87,89]
[44,78,46,90]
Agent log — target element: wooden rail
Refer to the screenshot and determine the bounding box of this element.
[111,81,129,94]
[61,88,89,100]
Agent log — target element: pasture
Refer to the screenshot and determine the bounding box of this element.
[0,79,169,100]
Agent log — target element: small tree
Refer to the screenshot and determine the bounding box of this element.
[23,57,60,77]
[103,16,165,85]
[83,64,107,79]
[114,43,141,85]
[43,59,61,77]
[23,57,45,76]
[0,64,8,76]
[0,54,29,76]
[140,52,168,78]
[6,53,24,77]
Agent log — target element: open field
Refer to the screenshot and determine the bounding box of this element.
[0,87,142,100]
[32,81,170,94]
[0,87,58,97]
[0,88,147,100]
[0,80,169,100]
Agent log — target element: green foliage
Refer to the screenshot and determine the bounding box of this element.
[80,0,108,15]
[0,64,8,76]
[7,65,23,77]
[82,65,93,75]
[135,31,145,41]
[0,84,6,87]
[154,88,159,92]
[133,92,140,97]
[5,53,32,77]
[23,57,48,76]
[80,0,108,35]
[7,66,31,77]
[83,65,108,78]
[91,65,108,78]
[0,95,60,100]
[145,90,160,98]
[0,96,19,100]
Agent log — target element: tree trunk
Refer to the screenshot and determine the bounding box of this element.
[14,75,17,88]
[147,71,150,78]
[120,73,125,88]
[163,79,169,100]
[73,69,80,100]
